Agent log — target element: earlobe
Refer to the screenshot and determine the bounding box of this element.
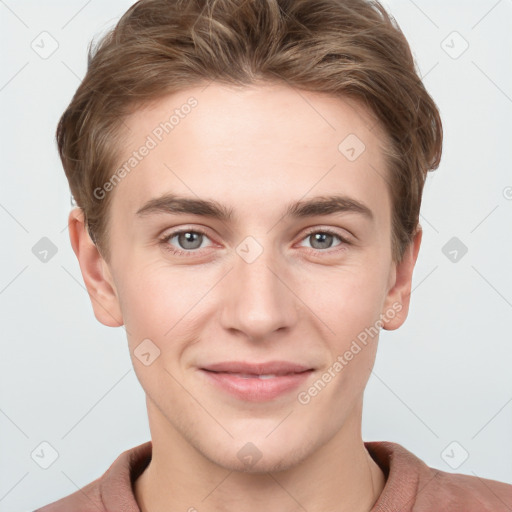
[68,207,124,327]
[381,227,422,331]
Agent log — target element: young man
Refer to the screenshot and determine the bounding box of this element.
[36,0,512,510]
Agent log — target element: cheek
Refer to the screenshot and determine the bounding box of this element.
[117,261,220,360]
[121,278,173,338]
[296,271,384,419]
[118,260,190,328]
[116,264,206,395]
[297,260,389,348]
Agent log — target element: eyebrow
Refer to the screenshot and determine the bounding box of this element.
[135,193,374,222]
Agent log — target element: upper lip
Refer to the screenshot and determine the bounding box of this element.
[201,361,313,375]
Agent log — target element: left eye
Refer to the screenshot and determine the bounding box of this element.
[299,231,344,250]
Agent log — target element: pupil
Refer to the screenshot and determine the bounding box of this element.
[180,232,201,249]
[312,233,332,249]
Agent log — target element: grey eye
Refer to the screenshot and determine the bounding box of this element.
[306,232,340,250]
[174,231,205,250]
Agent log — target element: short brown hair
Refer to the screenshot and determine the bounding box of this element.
[57,0,442,263]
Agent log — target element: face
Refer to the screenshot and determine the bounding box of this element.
[77,82,418,473]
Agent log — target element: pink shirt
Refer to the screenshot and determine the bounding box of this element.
[34,440,512,511]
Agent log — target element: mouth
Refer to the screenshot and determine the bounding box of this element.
[199,361,314,401]
[205,372,299,379]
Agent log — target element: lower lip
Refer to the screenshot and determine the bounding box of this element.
[200,370,313,401]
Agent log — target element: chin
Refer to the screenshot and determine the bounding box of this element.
[200,436,315,474]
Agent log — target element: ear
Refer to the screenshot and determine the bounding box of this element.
[68,207,124,327]
[381,226,422,330]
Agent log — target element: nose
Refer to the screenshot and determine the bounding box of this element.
[219,241,299,342]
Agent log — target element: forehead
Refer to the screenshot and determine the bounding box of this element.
[110,82,391,226]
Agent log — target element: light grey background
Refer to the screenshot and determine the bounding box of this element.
[1,1,511,510]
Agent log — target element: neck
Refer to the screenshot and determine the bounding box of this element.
[134,399,385,512]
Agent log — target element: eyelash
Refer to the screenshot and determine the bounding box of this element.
[158,227,350,257]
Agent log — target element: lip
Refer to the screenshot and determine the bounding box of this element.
[202,361,312,375]
[199,361,314,402]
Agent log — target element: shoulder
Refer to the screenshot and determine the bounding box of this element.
[366,441,512,511]
[419,467,512,511]
[33,477,103,512]
[33,441,152,512]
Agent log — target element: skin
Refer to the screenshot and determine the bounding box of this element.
[69,82,422,512]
